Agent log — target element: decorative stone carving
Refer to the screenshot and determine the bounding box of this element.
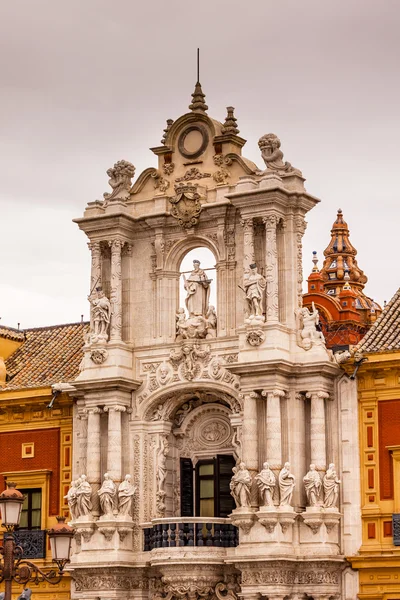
[230,462,251,508]
[103,160,135,202]
[88,287,111,343]
[161,119,174,145]
[183,260,211,318]
[156,436,169,517]
[118,474,136,517]
[241,562,340,585]
[303,464,322,506]
[213,168,230,185]
[73,568,148,591]
[169,341,211,381]
[255,462,276,507]
[75,526,94,542]
[258,133,297,174]
[152,171,170,194]
[90,348,108,364]
[323,463,341,508]
[98,526,116,541]
[279,462,295,506]
[118,526,132,541]
[64,480,79,520]
[169,183,202,228]
[246,329,265,347]
[243,263,266,323]
[98,473,117,517]
[175,167,211,182]
[75,475,93,518]
[296,302,326,350]
[163,162,175,175]
[157,362,172,385]
[151,403,167,421]
[213,154,224,166]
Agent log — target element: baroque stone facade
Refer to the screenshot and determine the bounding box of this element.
[66,82,361,599]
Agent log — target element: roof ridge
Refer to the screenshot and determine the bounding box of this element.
[24,321,89,332]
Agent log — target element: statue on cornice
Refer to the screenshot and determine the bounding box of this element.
[303,464,322,506]
[230,462,252,508]
[279,462,295,506]
[296,302,326,351]
[118,474,136,517]
[255,462,276,507]
[323,463,341,508]
[103,159,135,203]
[243,263,266,323]
[89,287,111,344]
[75,474,93,518]
[98,473,117,516]
[257,133,299,175]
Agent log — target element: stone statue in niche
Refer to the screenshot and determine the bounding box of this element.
[156,437,169,516]
[118,474,136,517]
[65,480,79,520]
[279,462,295,507]
[103,159,135,203]
[243,263,266,324]
[230,462,252,508]
[257,133,299,175]
[255,462,276,507]
[303,464,322,507]
[296,302,326,351]
[75,475,93,518]
[89,287,111,344]
[98,473,117,516]
[183,260,211,317]
[323,463,341,508]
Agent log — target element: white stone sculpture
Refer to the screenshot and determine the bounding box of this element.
[255,462,276,507]
[98,473,117,516]
[103,159,135,203]
[323,463,341,508]
[258,133,297,174]
[303,464,322,507]
[230,462,252,508]
[118,474,136,516]
[89,287,111,343]
[75,474,93,517]
[183,260,211,317]
[243,263,266,323]
[206,306,217,337]
[65,480,79,520]
[279,462,295,507]
[151,404,165,421]
[296,302,326,350]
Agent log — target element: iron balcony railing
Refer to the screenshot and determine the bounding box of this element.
[143,517,239,551]
[13,529,47,559]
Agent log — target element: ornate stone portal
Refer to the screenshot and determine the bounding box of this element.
[68,81,360,600]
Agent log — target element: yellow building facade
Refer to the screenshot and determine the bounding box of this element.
[0,322,87,599]
[347,288,400,600]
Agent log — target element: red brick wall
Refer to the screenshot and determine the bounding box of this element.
[379,400,400,500]
[0,428,60,515]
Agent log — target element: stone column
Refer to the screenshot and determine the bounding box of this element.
[76,409,88,479]
[294,215,307,310]
[307,391,329,471]
[241,217,255,270]
[109,239,123,341]
[262,388,285,470]
[86,406,102,515]
[104,404,126,483]
[88,241,102,329]
[263,214,279,322]
[241,391,259,507]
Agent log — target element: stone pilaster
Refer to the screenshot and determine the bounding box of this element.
[88,241,102,329]
[109,239,123,341]
[262,388,285,470]
[241,391,259,507]
[86,406,102,515]
[294,215,307,309]
[241,217,255,270]
[307,391,329,471]
[104,404,126,483]
[263,214,279,322]
[76,408,88,480]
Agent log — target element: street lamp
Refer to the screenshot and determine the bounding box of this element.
[0,482,74,600]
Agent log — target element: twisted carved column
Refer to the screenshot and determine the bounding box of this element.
[104,404,126,483]
[241,218,255,271]
[307,391,329,471]
[86,406,102,514]
[262,388,285,470]
[241,391,259,506]
[109,239,123,341]
[263,214,279,322]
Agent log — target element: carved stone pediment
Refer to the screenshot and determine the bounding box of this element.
[168,183,202,228]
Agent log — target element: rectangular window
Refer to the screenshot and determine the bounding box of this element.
[194,455,235,518]
[19,488,42,530]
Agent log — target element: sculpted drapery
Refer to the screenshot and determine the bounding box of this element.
[183,260,210,317]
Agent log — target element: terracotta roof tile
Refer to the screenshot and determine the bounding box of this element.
[357,288,400,354]
[4,322,89,390]
[0,325,25,342]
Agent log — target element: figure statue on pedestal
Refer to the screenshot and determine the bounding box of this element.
[279,462,295,507]
[230,462,252,508]
[303,464,322,506]
[75,474,92,517]
[89,287,111,343]
[103,159,135,203]
[323,463,341,508]
[257,133,298,175]
[243,264,266,322]
[98,473,117,516]
[118,474,136,516]
[64,480,79,520]
[296,302,326,351]
[183,260,211,317]
[255,462,276,507]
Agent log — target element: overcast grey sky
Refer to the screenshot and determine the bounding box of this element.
[1,0,399,328]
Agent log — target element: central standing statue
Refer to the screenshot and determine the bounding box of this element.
[183,260,211,317]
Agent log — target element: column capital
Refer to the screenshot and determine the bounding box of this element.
[261,388,286,399]
[87,241,101,253]
[239,391,260,400]
[294,214,307,235]
[262,213,279,228]
[103,404,127,413]
[240,217,254,230]
[108,238,124,251]
[306,390,330,400]
[84,406,103,415]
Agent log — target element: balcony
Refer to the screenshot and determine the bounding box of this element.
[143,517,239,551]
[14,529,47,559]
